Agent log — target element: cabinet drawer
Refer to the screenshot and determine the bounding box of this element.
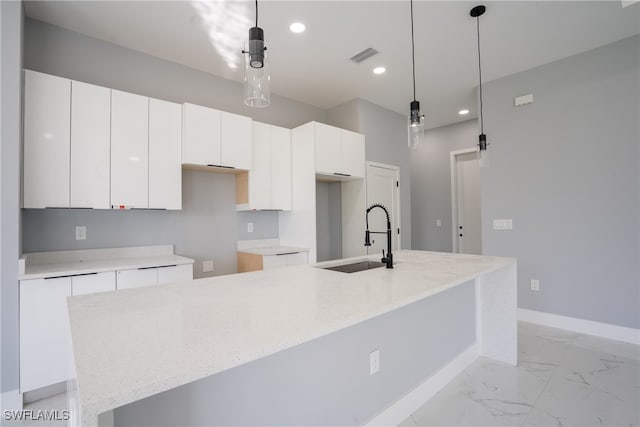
[287,252,308,266]
[157,264,193,285]
[116,268,158,290]
[262,255,288,270]
[72,271,116,296]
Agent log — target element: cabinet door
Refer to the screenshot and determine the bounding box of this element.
[262,255,288,270]
[286,251,308,266]
[182,103,221,166]
[71,271,116,296]
[116,268,157,290]
[314,122,341,175]
[249,122,272,210]
[157,264,193,285]
[149,98,182,210]
[70,81,111,209]
[23,70,71,208]
[220,111,252,170]
[271,125,292,210]
[111,90,149,208]
[340,130,366,178]
[20,277,73,392]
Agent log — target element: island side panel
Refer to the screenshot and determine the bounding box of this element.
[113,281,476,427]
[475,262,518,365]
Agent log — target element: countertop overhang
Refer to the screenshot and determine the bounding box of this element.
[68,250,515,423]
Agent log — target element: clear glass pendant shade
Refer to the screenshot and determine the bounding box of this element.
[244,45,270,108]
[407,101,424,149]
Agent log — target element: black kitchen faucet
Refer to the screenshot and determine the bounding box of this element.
[364,204,393,269]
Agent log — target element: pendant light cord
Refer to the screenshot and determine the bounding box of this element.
[476,15,484,134]
[410,0,417,102]
[255,0,258,27]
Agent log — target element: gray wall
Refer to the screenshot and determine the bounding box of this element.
[1,0,23,395]
[21,18,328,277]
[114,281,475,426]
[315,181,342,262]
[411,119,479,252]
[481,35,639,329]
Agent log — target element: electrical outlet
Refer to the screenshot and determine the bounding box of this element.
[75,226,86,241]
[247,222,254,233]
[203,260,214,273]
[531,279,540,291]
[369,350,380,375]
[493,219,513,230]
[436,219,442,227]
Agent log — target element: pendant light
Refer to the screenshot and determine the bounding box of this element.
[470,5,488,166]
[243,0,270,108]
[408,0,425,149]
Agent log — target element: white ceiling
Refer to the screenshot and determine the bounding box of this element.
[24,1,640,129]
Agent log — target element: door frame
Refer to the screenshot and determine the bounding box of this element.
[366,161,402,250]
[450,148,478,253]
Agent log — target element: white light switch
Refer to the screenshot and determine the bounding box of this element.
[515,93,534,107]
[493,219,513,230]
[75,226,86,241]
[203,260,214,273]
[247,222,254,233]
[436,219,442,227]
[369,350,380,375]
[531,279,540,291]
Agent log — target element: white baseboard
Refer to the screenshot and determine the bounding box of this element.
[518,308,640,345]
[365,344,478,426]
[1,388,23,412]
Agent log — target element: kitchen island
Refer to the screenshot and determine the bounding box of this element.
[67,250,517,427]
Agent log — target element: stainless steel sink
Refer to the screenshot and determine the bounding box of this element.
[320,260,386,273]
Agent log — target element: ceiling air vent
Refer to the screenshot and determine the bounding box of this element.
[349,48,379,63]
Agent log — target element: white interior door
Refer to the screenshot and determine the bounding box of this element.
[366,163,400,257]
[453,151,482,254]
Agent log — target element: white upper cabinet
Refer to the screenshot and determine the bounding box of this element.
[220,111,252,170]
[314,123,341,176]
[271,125,292,210]
[313,122,365,179]
[340,129,366,178]
[182,104,252,170]
[70,81,111,209]
[182,103,221,166]
[23,70,71,208]
[149,98,182,210]
[111,90,149,209]
[237,122,291,211]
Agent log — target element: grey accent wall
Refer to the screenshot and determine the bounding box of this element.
[1,0,23,395]
[23,171,278,279]
[326,99,361,133]
[315,181,342,262]
[481,35,639,328]
[21,18,328,276]
[411,119,479,252]
[356,100,412,249]
[114,281,475,426]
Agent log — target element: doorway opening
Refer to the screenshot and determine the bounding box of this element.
[450,149,482,254]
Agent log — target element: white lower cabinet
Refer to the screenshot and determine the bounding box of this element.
[117,264,193,289]
[20,277,74,393]
[262,252,309,270]
[71,272,117,296]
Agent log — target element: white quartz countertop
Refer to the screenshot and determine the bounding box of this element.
[68,250,515,422]
[19,245,194,280]
[237,246,309,256]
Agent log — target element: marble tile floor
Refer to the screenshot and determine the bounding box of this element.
[401,322,640,427]
[12,322,640,427]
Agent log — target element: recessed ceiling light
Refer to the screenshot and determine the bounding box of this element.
[459,109,470,115]
[289,22,306,33]
[373,67,386,75]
